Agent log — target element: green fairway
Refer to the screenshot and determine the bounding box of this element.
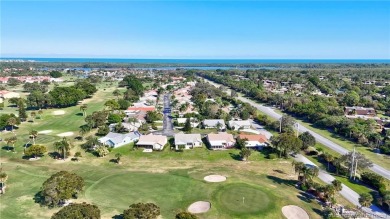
[86,172,211,218]
[213,183,275,217]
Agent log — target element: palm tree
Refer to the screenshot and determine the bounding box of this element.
[331,179,342,192]
[79,125,90,140]
[323,184,336,202]
[323,153,334,171]
[5,136,17,152]
[115,153,122,164]
[239,148,251,161]
[54,137,71,160]
[30,111,36,122]
[7,117,17,132]
[30,130,38,145]
[0,170,7,194]
[80,104,88,117]
[113,89,121,100]
[38,109,43,118]
[359,193,373,207]
[301,165,319,187]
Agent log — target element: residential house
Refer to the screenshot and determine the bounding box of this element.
[202,119,226,131]
[228,120,252,130]
[238,134,268,149]
[136,134,167,151]
[344,106,376,117]
[98,131,141,148]
[177,117,199,128]
[0,90,20,99]
[207,133,235,150]
[174,133,202,150]
[109,122,142,132]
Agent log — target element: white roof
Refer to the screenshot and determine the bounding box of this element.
[228,120,251,127]
[174,133,202,145]
[203,119,225,127]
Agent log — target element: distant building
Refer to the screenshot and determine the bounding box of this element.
[0,90,20,99]
[207,133,235,150]
[174,133,202,150]
[98,132,141,148]
[344,106,376,117]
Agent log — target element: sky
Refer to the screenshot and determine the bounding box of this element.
[1,1,389,59]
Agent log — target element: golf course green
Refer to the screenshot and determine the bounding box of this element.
[213,183,276,217]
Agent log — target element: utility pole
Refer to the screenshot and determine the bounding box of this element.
[354,154,358,181]
[279,118,282,133]
[350,147,356,179]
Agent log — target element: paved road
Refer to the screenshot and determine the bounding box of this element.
[235,95,390,181]
[295,154,389,219]
[203,78,390,218]
[154,94,174,136]
[204,78,390,180]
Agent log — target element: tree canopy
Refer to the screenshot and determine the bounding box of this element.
[123,203,160,219]
[51,203,100,219]
[39,171,84,207]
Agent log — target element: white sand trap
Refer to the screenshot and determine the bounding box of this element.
[57,132,74,137]
[38,130,52,134]
[188,201,211,214]
[204,175,226,182]
[52,110,65,115]
[282,205,309,219]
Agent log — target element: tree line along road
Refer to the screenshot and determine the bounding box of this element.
[202,77,390,181]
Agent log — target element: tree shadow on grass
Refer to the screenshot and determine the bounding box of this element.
[266,175,297,187]
[297,191,314,203]
[75,112,84,117]
[1,146,14,151]
[112,214,123,219]
[229,152,242,161]
[312,208,324,218]
[33,191,44,205]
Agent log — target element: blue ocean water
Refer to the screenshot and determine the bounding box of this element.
[1,58,389,64]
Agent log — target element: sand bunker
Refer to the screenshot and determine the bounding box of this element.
[52,110,65,115]
[38,130,52,134]
[204,175,226,182]
[57,132,74,137]
[188,201,211,214]
[282,205,309,219]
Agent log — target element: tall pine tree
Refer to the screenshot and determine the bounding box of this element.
[182,118,192,133]
[18,99,27,122]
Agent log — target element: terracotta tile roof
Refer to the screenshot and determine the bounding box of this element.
[127,106,155,111]
[238,134,268,143]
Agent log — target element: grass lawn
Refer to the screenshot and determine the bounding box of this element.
[0,80,329,219]
[213,183,276,217]
[0,153,325,219]
[294,117,390,168]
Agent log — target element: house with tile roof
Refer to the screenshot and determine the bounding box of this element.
[207,133,235,150]
[238,134,268,149]
[174,133,202,150]
[136,134,167,151]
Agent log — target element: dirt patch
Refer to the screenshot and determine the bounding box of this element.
[281,205,309,219]
[188,201,211,214]
[57,132,74,137]
[52,110,65,115]
[38,130,52,134]
[204,175,226,182]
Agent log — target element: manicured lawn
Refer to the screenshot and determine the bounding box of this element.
[213,183,276,217]
[0,158,323,219]
[294,117,390,168]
